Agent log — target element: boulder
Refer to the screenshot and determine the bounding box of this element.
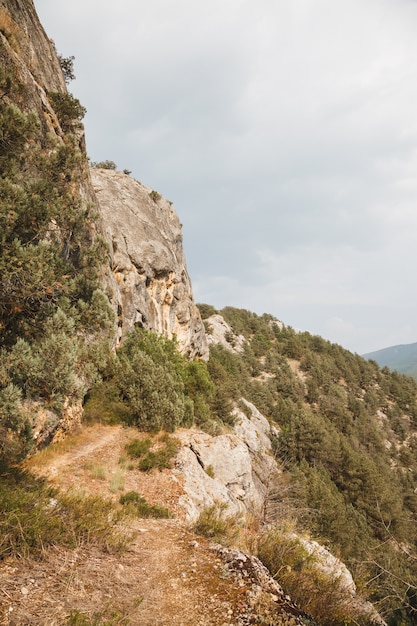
[174,399,278,522]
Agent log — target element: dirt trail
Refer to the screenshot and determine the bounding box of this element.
[42,427,122,471]
[0,518,247,625]
[0,426,273,625]
[27,425,186,513]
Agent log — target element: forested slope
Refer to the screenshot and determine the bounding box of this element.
[199,305,417,625]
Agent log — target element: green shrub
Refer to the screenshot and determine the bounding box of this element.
[82,327,221,435]
[184,359,214,426]
[125,437,152,458]
[0,383,31,466]
[0,104,38,177]
[90,160,117,170]
[193,503,239,544]
[138,434,178,472]
[83,382,132,425]
[113,327,187,432]
[196,303,217,319]
[119,491,171,518]
[149,190,161,202]
[58,54,76,84]
[48,91,86,132]
[1,309,90,412]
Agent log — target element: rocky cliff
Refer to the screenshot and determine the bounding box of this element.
[91,168,208,359]
[0,3,399,624]
[0,0,207,360]
[0,0,65,95]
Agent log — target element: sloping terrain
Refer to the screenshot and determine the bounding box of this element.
[0,517,251,626]
[0,425,310,626]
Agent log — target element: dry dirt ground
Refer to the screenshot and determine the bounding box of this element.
[0,426,291,626]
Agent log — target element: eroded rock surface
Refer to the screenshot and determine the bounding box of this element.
[205,314,245,353]
[91,168,208,359]
[213,545,317,626]
[0,1,207,362]
[175,400,279,522]
[0,0,65,93]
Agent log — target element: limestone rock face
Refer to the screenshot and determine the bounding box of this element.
[205,314,245,353]
[284,535,387,626]
[91,168,208,359]
[0,0,96,214]
[1,0,207,361]
[174,399,278,521]
[0,0,65,94]
[213,545,317,626]
[0,0,68,140]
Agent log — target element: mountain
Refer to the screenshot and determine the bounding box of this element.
[1,1,417,625]
[364,342,417,380]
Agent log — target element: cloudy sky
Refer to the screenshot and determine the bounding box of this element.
[34,0,417,355]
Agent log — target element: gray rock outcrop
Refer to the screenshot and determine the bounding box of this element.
[205,313,245,353]
[91,168,208,359]
[175,399,279,521]
[173,401,385,626]
[213,545,317,626]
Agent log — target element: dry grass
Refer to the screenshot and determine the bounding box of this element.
[193,503,240,545]
[0,470,128,562]
[257,525,369,626]
[109,470,125,494]
[25,427,91,467]
[0,424,318,625]
[83,462,107,481]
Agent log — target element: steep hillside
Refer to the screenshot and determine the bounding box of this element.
[364,342,417,380]
[198,306,417,625]
[5,303,417,624]
[0,425,310,626]
[0,0,206,453]
[0,0,110,450]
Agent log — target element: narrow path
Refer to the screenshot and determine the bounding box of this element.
[1,426,246,625]
[0,518,245,625]
[1,425,299,625]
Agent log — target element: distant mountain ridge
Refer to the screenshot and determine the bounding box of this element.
[363,342,417,380]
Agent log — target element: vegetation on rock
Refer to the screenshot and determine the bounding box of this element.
[0,61,113,463]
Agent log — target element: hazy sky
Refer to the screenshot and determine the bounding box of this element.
[34,0,417,354]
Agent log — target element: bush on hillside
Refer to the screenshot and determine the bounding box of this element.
[0,64,113,461]
[48,92,86,132]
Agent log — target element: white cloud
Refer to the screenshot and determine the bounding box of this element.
[34,0,417,353]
